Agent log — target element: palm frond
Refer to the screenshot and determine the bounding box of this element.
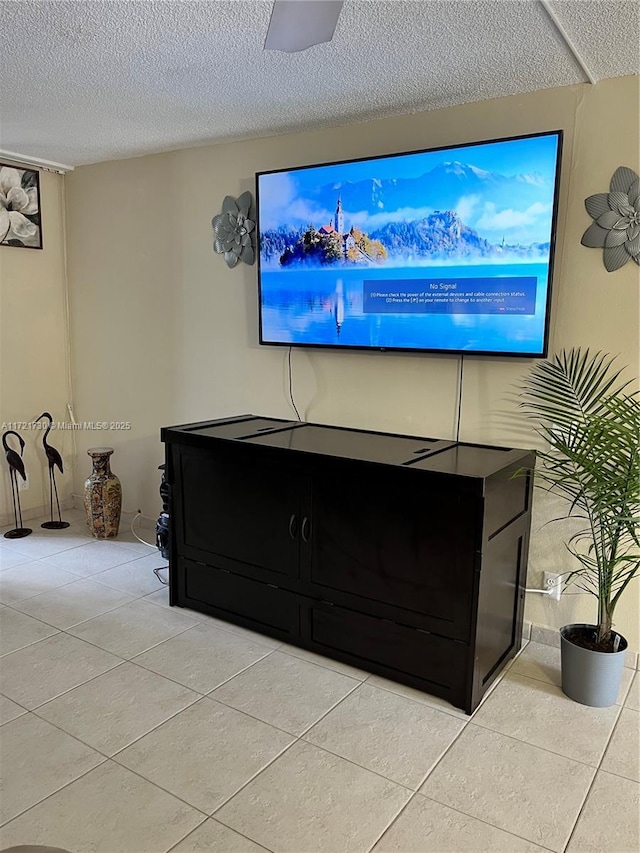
[517,347,640,640]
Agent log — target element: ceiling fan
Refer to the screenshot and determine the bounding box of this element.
[264,0,344,52]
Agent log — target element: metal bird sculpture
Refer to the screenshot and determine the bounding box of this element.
[2,430,32,538]
[35,412,70,529]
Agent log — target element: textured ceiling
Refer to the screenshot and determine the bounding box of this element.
[0,0,638,166]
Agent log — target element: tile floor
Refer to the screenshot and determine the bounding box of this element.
[0,509,638,853]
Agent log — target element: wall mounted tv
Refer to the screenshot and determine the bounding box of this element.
[256,130,562,357]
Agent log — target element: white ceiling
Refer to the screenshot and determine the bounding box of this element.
[0,0,638,167]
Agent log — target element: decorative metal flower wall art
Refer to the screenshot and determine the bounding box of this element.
[212,191,255,268]
[581,166,640,272]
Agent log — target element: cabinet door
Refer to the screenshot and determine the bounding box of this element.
[177,446,304,580]
[308,468,479,639]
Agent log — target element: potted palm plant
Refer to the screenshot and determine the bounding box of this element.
[519,348,639,707]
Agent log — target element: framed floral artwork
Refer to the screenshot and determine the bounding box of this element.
[0,163,42,249]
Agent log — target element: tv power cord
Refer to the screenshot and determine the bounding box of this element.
[129,511,170,585]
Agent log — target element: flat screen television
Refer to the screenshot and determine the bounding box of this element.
[256,130,562,357]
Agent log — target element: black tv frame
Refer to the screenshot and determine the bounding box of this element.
[255,129,564,358]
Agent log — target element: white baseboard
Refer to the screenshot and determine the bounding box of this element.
[0,498,74,529]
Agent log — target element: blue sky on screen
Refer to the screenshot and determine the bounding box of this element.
[258,133,560,246]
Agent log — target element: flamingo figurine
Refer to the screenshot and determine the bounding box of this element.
[2,430,32,538]
[35,412,70,529]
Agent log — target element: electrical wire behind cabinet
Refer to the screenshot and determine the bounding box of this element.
[455,354,464,443]
[288,347,302,421]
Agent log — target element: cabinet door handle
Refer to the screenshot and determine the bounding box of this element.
[288,514,298,539]
[301,516,310,542]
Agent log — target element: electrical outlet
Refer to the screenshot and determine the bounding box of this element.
[18,473,29,491]
[544,571,562,601]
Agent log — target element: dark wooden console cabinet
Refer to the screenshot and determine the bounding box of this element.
[162,415,534,714]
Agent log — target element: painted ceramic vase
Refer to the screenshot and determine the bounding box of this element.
[84,447,122,539]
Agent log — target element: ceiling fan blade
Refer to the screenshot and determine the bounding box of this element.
[264,0,344,53]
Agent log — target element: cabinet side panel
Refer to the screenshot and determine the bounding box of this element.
[472,519,529,700]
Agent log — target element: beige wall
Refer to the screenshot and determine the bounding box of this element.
[65,75,639,648]
[0,170,73,524]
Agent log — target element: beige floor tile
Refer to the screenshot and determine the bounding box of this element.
[0,632,121,709]
[112,530,159,556]
[211,651,359,735]
[170,818,269,852]
[0,693,27,725]
[372,794,550,852]
[92,552,170,597]
[143,585,172,609]
[278,642,370,679]
[600,708,640,782]
[36,661,200,755]
[199,614,282,649]
[0,760,204,852]
[420,723,595,852]
[12,577,134,628]
[566,771,640,852]
[366,673,469,720]
[0,548,33,571]
[133,623,273,693]
[509,640,562,685]
[0,605,59,654]
[625,671,640,711]
[43,539,138,576]
[215,740,410,853]
[472,672,619,765]
[0,560,78,605]
[530,625,561,648]
[0,712,105,824]
[67,598,199,658]
[0,531,90,560]
[511,641,634,704]
[305,682,464,789]
[116,696,294,813]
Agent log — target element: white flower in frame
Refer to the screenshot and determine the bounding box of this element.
[0,165,42,249]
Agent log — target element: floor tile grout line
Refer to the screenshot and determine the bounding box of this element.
[0,756,211,835]
[464,718,619,770]
[23,657,129,712]
[561,764,601,853]
[362,679,470,722]
[3,587,142,633]
[0,575,83,605]
[294,678,366,739]
[202,658,350,740]
[508,664,636,704]
[273,645,370,680]
[0,749,111,829]
[163,815,211,853]
[66,602,201,642]
[269,646,369,683]
[595,702,627,773]
[143,733,297,822]
[63,613,203,659]
[410,710,471,792]
[363,788,422,853]
[365,789,560,853]
[32,678,206,761]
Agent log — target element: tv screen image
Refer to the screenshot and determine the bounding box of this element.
[256,130,562,356]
